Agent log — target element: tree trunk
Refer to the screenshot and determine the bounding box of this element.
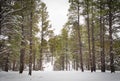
[5,53,9,72]
[65,52,68,71]
[39,10,44,70]
[65,38,68,71]
[0,0,1,35]
[61,55,65,70]
[12,60,16,71]
[19,0,25,74]
[100,0,105,72]
[33,49,36,70]
[86,0,92,71]
[77,2,84,72]
[76,54,79,71]
[91,1,96,72]
[28,0,33,75]
[0,0,2,53]
[108,0,115,73]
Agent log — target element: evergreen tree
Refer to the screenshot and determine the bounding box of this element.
[39,2,51,70]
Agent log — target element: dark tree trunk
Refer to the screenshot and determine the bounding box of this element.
[5,53,9,72]
[19,0,25,74]
[33,49,36,70]
[0,0,2,52]
[91,1,96,72]
[61,54,65,70]
[77,2,84,72]
[76,54,79,71]
[12,60,16,71]
[73,57,76,70]
[39,12,44,71]
[108,0,115,73]
[39,47,43,70]
[86,0,92,71]
[0,0,1,35]
[28,0,33,75]
[100,0,105,72]
[65,52,68,71]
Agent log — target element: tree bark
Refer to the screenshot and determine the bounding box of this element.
[76,54,79,71]
[61,54,65,70]
[33,49,36,70]
[5,53,9,72]
[39,8,44,70]
[91,2,96,72]
[86,0,92,71]
[19,0,25,74]
[100,0,105,72]
[77,2,84,72]
[0,0,1,35]
[108,0,115,73]
[28,0,33,75]
[12,60,16,71]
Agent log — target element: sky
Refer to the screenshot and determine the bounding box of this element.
[42,0,69,35]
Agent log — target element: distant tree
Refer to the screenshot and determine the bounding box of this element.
[39,2,51,70]
[68,0,84,72]
[83,0,92,71]
[61,26,69,70]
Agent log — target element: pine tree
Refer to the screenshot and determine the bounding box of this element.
[108,0,115,73]
[19,0,25,74]
[39,2,51,70]
[99,0,105,72]
[68,0,84,72]
[91,0,96,72]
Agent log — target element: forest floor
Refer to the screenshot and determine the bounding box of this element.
[0,71,120,81]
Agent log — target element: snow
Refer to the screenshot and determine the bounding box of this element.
[0,35,8,40]
[0,71,120,81]
[43,62,53,71]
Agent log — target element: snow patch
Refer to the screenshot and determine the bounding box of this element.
[0,35,8,40]
[0,71,120,81]
[43,62,53,71]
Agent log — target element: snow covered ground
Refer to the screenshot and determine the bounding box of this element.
[43,62,53,71]
[0,71,120,81]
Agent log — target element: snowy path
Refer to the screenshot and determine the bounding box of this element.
[0,71,120,81]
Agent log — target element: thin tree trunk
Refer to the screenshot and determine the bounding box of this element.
[100,0,105,72]
[0,0,3,56]
[39,41,43,70]
[91,1,96,72]
[62,55,65,70]
[65,52,68,71]
[5,53,9,72]
[77,2,84,72]
[19,0,25,74]
[0,0,1,35]
[86,0,92,71]
[73,58,76,70]
[102,18,105,71]
[76,54,79,71]
[108,0,115,73]
[51,50,53,65]
[28,0,33,75]
[33,49,36,70]
[12,60,16,71]
[39,10,44,70]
